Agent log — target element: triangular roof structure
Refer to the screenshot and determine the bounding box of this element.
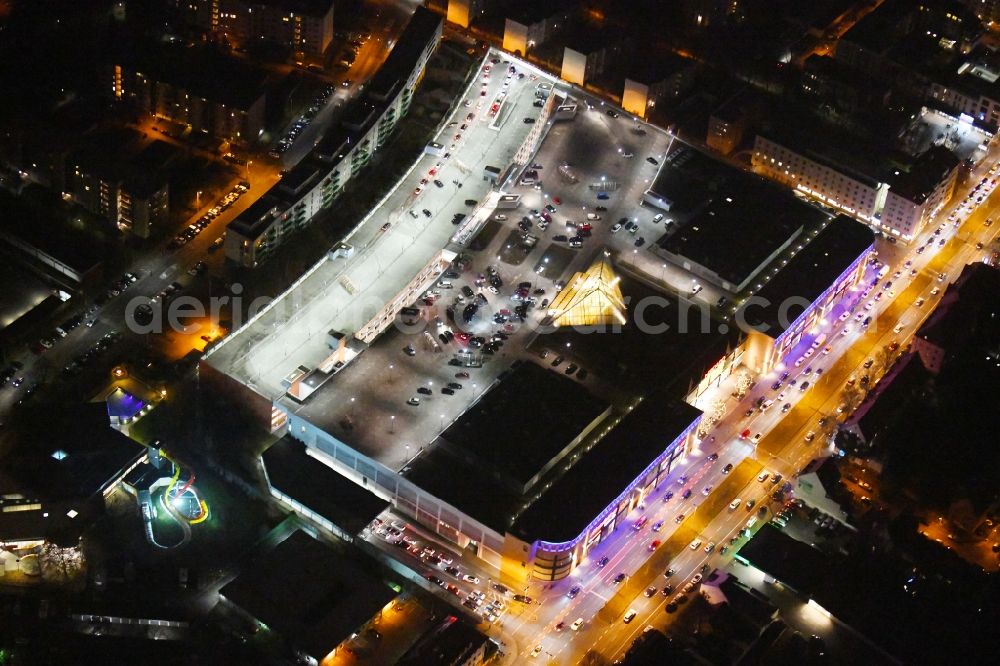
[547,251,627,328]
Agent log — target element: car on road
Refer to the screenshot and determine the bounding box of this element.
[722,463,733,474]
[623,608,637,623]
[681,488,692,499]
[571,617,584,631]
[598,556,609,568]
[652,520,664,531]
[752,432,763,443]
[613,573,627,584]
[567,585,581,599]
[530,645,543,658]
[758,471,770,483]
[689,539,703,550]
[463,574,480,584]
[407,397,420,406]
[739,428,751,439]
[729,499,742,510]
[675,513,685,523]
[648,540,661,551]
[704,542,716,553]
[702,485,713,496]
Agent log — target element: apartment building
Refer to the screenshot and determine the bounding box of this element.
[753,129,961,242]
[929,51,1000,128]
[502,1,575,56]
[225,7,443,267]
[752,133,890,223]
[108,50,267,146]
[175,0,334,56]
[69,142,172,239]
[881,146,959,241]
[622,54,699,119]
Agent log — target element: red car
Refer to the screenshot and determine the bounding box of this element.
[648,540,661,551]
[553,197,562,205]
[578,223,592,232]
[739,428,751,439]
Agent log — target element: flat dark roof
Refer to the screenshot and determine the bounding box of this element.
[511,396,701,544]
[120,44,267,109]
[367,7,441,100]
[437,362,607,492]
[756,119,886,189]
[738,524,831,593]
[627,51,696,85]
[889,145,959,204]
[403,442,521,535]
[654,147,823,286]
[265,0,334,18]
[739,215,874,337]
[228,194,289,237]
[220,530,397,661]
[917,261,1000,349]
[278,162,321,197]
[262,437,388,536]
[398,615,489,665]
[0,402,144,501]
[506,0,576,26]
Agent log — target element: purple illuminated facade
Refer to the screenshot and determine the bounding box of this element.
[526,415,700,579]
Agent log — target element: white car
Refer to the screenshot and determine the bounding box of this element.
[758,471,770,483]
[571,617,584,631]
[463,574,480,584]
[690,539,703,550]
[729,499,742,510]
[892,323,905,334]
[530,645,543,658]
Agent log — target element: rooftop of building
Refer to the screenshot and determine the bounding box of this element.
[888,145,959,203]
[756,111,890,188]
[917,261,1000,350]
[366,6,441,100]
[839,0,916,55]
[506,0,577,27]
[433,362,608,493]
[277,161,322,197]
[397,615,490,665]
[738,524,833,593]
[227,194,291,238]
[510,395,701,544]
[710,87,765,124]
[738,215,874,338]
[653,146,824,286]
[118,43,268,109]
[562,22,616,55]
[627,51,697,86]
[0,402,145,502]
[219,530,397,661]
[263,0,335,18]
[262,437,389,535]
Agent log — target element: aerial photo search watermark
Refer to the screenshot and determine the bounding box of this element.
[124,284,856,343]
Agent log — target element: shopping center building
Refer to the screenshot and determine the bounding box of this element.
[205,50,876,582]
